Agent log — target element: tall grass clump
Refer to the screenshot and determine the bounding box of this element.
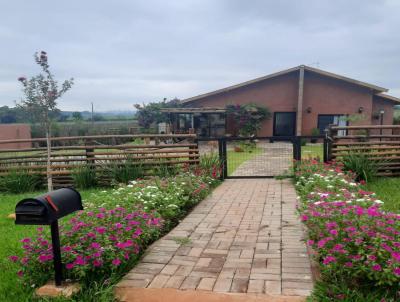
[71,165,97,189]
[154,162,180,178]
[341,151,377,182]
[108,157,145,184]
[0,170,41,193]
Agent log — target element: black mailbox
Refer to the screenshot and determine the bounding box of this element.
[15,188,83,286]
[15,188,82,225]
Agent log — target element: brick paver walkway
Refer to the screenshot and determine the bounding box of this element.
[231,145,292,177]
[116,179,313,300]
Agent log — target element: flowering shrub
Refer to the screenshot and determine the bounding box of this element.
[10,170,220,287]
[295,159,400,294]
[226,103,271,136]
[11,208,162,286]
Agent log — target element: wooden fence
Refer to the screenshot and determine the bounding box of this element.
[0,134,199,187]
[327,125,400,176]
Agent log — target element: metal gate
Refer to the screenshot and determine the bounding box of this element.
[198,136,328,179]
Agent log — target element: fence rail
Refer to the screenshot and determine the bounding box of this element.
[327,125,400,176]
[0,134,199,187]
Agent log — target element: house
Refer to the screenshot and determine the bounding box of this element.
[180,65,400,136]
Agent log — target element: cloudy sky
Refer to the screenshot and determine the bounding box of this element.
[0,0,399,111]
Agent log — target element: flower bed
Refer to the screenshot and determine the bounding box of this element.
[10,169,220,288]
[295,160,400,298]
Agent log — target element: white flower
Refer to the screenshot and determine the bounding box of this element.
[374,200,384,204]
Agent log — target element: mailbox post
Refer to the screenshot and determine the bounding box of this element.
[15,188,82,286]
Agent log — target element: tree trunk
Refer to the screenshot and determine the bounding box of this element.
[46,126,53,191]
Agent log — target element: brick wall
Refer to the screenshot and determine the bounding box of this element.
[0,124,32,149]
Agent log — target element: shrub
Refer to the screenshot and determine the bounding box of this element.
[0,170,41,193]
[295,159,400,300]
[200,153,221,171]
[72,165,97,189]
[341,152,377,182]
[106,157,144,184]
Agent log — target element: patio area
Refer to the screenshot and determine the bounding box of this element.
[115,179,313,301]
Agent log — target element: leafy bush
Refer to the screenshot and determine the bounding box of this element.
[106,157,145,184]
[226,103,271,136]
[295,159,400,300]
[0,170,41,193]
[341,152,377,182]
[72,165,97,189]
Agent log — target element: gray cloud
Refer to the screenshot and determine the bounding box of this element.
[0,0,399,110]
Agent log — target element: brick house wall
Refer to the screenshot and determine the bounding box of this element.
[0,124,32,149]
[183,67,398,136]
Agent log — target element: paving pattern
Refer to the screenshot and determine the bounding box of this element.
[116,179,313,298]
[230,142,293,177]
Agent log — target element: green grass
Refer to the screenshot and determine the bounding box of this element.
[0,189,106,302]
[227,147,263,175]
[365,177,400,212]
[301,144,323,160]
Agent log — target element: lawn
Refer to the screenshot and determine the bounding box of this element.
[301,144,323,160]
[227,147,263,175]
[365,177,400,212]
[0,189,99,302]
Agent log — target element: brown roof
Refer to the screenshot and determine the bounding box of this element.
[181,65,388,104]
[375,93,400,103]
[160,107,226,113]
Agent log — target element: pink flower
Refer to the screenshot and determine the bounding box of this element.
[344,262,353,267]
[393,268,400,276]
[329,229,338,236]
[372,264,382,271]
[21,238,31,243]
[112,258,121,266]
[91,242,101,249]
[66,263,75,270]
[307,240,314,246]
[9,255,19,263]
[95,227,106,234]
[323,255,336,265]
[64,246,72,252]
[367,207,379,217]
[93,259,102,267]
[17,270,23,277]
[96,213,105,219]
[301,215,309,222]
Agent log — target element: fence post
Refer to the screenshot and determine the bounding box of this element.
[293,136,301,161]
[218,139,227,180]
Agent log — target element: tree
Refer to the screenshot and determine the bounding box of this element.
[17,51,73,191]
[226,103,271,136]
[72,111,83,121]
[134,98,181,129]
